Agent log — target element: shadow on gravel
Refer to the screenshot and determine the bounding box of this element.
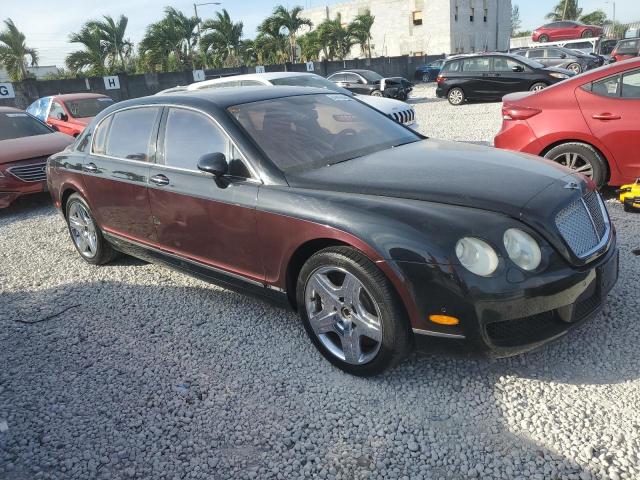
[0,193,55,227]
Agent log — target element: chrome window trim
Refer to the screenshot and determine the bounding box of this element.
[89,103,262,182]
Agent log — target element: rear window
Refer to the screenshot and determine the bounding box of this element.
[617,40,640,55]
[462,57,491,72]
[65,97,114,118]
[442,60,462,72]
[0,112,52,141]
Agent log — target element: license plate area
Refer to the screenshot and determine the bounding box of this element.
[597,248,619,295]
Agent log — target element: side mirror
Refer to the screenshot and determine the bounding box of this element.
[197,152,228,178]
[57,112,68,122]
[512,65,524,72]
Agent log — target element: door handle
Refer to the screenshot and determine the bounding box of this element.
[592,113,621,120]
[149,174,170,186]
[83,162,98,173]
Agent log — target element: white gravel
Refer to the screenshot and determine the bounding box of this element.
[1,89,639,479]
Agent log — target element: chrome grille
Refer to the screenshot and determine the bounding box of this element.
[555,191,610,259]
[8,158,48,182]
[389,109,415,125]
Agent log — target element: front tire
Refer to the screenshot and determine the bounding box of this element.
[539,34,549,43]
[582,29,593,38]
[447,87,465,105]
[544,142,608,188]
[371,90,383,97]
[567,62,582,74]
[296,246,412,376]
[530,82,548,92]
[65,193,118,265]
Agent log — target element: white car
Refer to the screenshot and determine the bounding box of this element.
[176,72,418,129]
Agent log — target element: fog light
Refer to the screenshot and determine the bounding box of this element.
[429,314,460,326]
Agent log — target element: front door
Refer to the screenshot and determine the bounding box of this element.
[48,101,75,136]
[343,73,370,95]
[82,106,160,242]
[577,69,640,181]
[147,107,263,282]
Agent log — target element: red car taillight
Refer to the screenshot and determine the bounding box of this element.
[502,105,541,121]
[436,75,446,84]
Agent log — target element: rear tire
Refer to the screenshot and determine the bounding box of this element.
[296,246,412,376]
[65,193,118,265]
[447,87,465,106]
[582,29,593,38]
[530,82,548,92]
[539,34,549,43]
[371,90,383,97]
[567,62,582,74]
[544,142,608,188]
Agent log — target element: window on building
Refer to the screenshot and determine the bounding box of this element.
[484,8,488,22]
[412,11,423,26]
[470,7,475,22]
[414,51,423,57]
[455,5,459,21]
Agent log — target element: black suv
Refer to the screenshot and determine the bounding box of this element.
[436,53,575,105]
[327,69,413,100]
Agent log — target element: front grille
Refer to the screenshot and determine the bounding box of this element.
[8,158,48,182]
[485,311,563,347]
[389,109,415,125]
[555,191,609,258]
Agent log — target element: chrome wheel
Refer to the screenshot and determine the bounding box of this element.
[567,63,582,74]
[448,88,464,105]
[371,90,383,97]
[530,83,547,92]
[305,266,382,365]
[68,202,98,258]
[553,152,594,178]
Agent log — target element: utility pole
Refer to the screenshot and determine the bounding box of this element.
[495,0,500,51]
[193,2,221,69]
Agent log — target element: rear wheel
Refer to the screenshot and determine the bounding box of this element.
[530,82,548,92]
[539,34,549,43]
[371,90,383,97]
[296,246,411,376]
[582,29,593,38]
[567,62,582,74]
[447,87,465,106]
[65,193,118,265]
[544,142,608,188]
[422,73,429,83]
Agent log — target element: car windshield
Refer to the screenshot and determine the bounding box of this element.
[270,75,353,96]
[359,70,383,82]
[515,55,545,69]
[0,112,52,141]
[228,93,420,173]
[64,97,114,118]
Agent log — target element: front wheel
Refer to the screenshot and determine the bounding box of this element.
[296,247,411,376]
[544,142,608,188]
[530,82,548,92]
[567,62,582,74]
[447,87,465,105]
[371,90,383,97]
[582,29,593,38]
[538,34,549,43]
[65,193,118,265]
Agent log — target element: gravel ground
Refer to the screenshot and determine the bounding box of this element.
[1,89,639,480]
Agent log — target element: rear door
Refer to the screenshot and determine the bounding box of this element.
[147,106,263,281]
[577,69,640,180]
[343,73,369,94]
[82,106,160,242]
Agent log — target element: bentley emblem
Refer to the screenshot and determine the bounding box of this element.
[564,181,580,190]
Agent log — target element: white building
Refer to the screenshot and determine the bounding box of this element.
[302,0,512,57]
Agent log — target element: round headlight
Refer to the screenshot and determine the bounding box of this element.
[503,228,542,271]
[455,237,499,277]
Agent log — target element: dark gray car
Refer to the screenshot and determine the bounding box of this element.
[514,47,602,74]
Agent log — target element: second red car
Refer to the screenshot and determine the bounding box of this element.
[532,21,603,43]
[495,58,640,188]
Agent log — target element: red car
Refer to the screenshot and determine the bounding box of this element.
[532,21,603,43]
[26,93,114,137]
[0,107,74,208]
[610,38,640,63]
[494,58,640,188]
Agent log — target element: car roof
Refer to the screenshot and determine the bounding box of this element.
[115,86,334,111]
[334,69,375,74]
[51,93,111,101]
[188,72,318,90]
[0,106,23,113]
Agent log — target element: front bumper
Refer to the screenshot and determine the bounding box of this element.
[0,161,48,208]
[405,240,619,357]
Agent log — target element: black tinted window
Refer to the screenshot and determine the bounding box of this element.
[329,73,345,82]
[343,73,362,83]
[528,49,544,58]
[617,40,639,55]
[92,116,112,155]
[493,57,523,72]
[65,97,114,118]
[163,109,228,170]
[462,57,491,72]
[105,107,160,161]
[0,112,51,140]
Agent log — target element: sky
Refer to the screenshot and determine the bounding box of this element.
[2,0,639,67]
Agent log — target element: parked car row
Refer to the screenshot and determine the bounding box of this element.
[512,46,603,74]
[532,20,603,43]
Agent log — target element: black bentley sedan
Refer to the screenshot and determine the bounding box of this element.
[47,86,618,376]
[327,69,413,100]
[436,53,575,105]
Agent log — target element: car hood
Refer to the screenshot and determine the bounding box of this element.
[356,95,411,113]
[286,139,575,218]
[0,132,74,165]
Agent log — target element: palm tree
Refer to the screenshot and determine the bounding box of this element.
[269,5,312,63]
[317,17,353,61]
[348,11,374,60]
[87,15,132,72]
[0,19,38,81]
[66,25,108,76]
[297,30,322,62]
[254,17,289,65]
[200,9,243,67]
[546,0,582,21]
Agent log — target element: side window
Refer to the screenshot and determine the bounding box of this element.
[329,73,345,82]
[528,49,544,59]
[240,80,261,86]
[163,108,228,171]
[105,107,160,161]
[493,58,522,72]
[49,102,65,119]
[547,48,563,59]
[592,75,621,98]
[622,71,640,99]
[462,57,491,72]
[343,73,361,83]
[91,116,112,155]
[443,60,462,72]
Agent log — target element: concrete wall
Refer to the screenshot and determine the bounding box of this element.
[0,55,444,109]
[302,0,511,57]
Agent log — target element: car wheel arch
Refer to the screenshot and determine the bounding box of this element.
[540,139,611,183]
[61,187,79,218]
